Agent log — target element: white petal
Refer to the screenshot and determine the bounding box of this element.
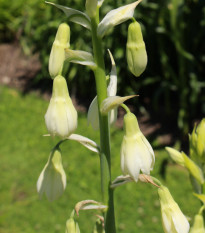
[87,96,99,130]
[107,49,117,97]
[171,207,190,233]
[97,0,142,37]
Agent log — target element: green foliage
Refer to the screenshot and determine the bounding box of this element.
[0,86,200,232]
[1,0,205,135]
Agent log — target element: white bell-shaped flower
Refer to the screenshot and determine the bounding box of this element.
[158,186,190,233]
[37,147,66,201]
[120,112,155,182]
[45,75,77,138]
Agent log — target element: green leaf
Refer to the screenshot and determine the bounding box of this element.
[45,1,91,29]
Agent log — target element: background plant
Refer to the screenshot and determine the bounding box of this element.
[1,0,204,137]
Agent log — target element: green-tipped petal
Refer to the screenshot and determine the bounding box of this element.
[158,186,190,233]
[120,112,155,182]
[45,75,78,138]
[37,148,66,201]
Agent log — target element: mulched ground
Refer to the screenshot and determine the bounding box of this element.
[0,43,175,146]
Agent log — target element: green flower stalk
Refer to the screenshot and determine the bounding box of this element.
[126,20,147,77]
[86,0,98,18]
[45,75,78,138]
[49,23,70,78]
[37,147,66,201]
[158,186,190,233]
[120,112,155,182]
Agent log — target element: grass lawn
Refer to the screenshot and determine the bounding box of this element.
[0,85,200,233]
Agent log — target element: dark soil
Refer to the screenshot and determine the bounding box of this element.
[0,43,177,147]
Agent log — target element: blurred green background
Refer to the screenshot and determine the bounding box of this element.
[1,0,205,135]
[0,86,200,233]
[0,0,205,232]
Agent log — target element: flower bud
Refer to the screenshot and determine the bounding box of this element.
[182,152,204,184]
[120,112,155,182]
[86,0,98,18]
[49,23,70,78]
[190,214,205,233]
[126,21,147,77]
[165,147,185,166]
[65,216,80,233]
[158,186,190,233]
[45,75,78,138]
[93,219,105,233]
[190,119,205,162]
[37,147,66,201]
[196,119,205,158]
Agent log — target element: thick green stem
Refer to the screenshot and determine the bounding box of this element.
[90,11,116,233]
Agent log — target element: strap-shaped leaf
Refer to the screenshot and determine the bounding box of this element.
[65,49,96,67]
[46,1,91,29]
[97,0,142,38]
[101,95,137,114]
[68,134,100,153]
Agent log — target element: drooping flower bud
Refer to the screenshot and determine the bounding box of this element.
[158,186,190,233]
[45,75,78,138]
[86,0,98,18]
[49,23,70,78]
[126,21,147,77]
[190,214,205,233]
[120,112,155,182]
[65,214,80,233]
[37,147,66,201]
[196,119,205,158]
[93,218,105,233]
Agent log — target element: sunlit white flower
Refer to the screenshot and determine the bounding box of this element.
[45,75,78,138]
[120,112,155,182]
[158,186,190,233]
[37,147,66,201]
